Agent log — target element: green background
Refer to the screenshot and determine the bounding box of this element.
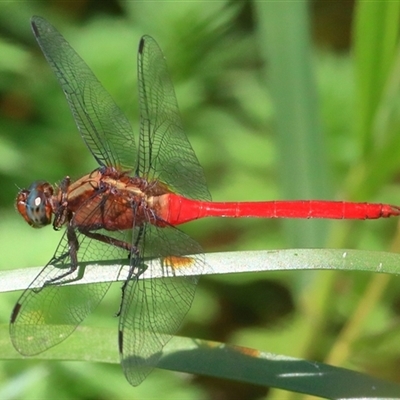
[0,1,400,399]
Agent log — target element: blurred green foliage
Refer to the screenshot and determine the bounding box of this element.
[0,1,400,399]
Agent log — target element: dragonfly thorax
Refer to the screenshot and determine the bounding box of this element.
[16,181,54,228]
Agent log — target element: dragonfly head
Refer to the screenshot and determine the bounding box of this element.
[16,181,54,228]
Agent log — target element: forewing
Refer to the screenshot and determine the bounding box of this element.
[31,16,136,169]
[137,35,211,201]
[118,225,205,386]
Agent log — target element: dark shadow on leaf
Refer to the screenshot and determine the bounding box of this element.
[158,339,400,399]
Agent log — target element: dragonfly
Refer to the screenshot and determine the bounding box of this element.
[11,16,400,387]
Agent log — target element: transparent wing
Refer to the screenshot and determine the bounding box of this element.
[137,35,211,201]
[119,225,205,386]
[10,193,133,356]
[18,22,209,385]
[31,16,136,170]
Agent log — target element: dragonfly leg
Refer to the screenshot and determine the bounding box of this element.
[37,224,81,290]
[81,230,133,252]
[82,229,142,318]
[37,227,138,293]
[52,176,71,229]
[115,226,144,317]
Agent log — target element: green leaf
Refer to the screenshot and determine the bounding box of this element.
[2,249,400,396]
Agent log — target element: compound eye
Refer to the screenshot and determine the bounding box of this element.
[16,181,53,228]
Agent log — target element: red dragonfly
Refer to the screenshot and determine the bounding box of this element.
[11,16,400,386]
